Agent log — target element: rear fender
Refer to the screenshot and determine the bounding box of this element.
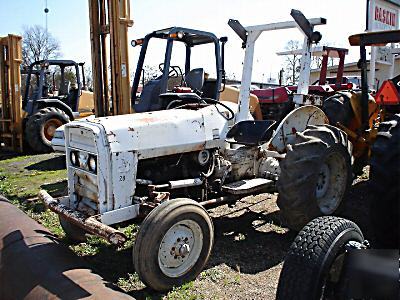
[270,105,329,152]
[36,99,75,120]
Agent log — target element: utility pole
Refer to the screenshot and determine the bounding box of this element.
[44,0,49,35]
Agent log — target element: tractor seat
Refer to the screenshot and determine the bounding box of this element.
[59,81,70,96]
[226,120,277,146]
[66,88,80,111]
[185,68,204,92]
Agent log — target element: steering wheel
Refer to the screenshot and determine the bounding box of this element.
[158,63,183,78]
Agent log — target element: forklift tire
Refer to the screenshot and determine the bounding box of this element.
[59,216,87,243]
[369,114,400,248]
[276,216,364,300]
[133,198,214,291]
[25,107,70,153]
[277,124,352,231]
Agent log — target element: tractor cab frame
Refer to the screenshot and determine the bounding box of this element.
[23,60,86,120]
[131,27,227,112]
[348,30,400,128]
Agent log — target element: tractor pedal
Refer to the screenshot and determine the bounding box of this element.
[222,178,274,195]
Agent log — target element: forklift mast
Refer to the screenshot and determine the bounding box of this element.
[0,35,23,152]
[88,0,133,117]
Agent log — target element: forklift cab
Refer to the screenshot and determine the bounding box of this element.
[131,27,227,112]
[23,60,86,118]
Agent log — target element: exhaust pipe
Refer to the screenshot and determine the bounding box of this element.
[0,196,133,300]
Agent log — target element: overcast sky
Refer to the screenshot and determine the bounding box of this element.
[0,0,388,82]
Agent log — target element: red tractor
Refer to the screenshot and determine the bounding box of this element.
[252,46,351,121]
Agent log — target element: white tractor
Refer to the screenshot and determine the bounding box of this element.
[40,10,352,291]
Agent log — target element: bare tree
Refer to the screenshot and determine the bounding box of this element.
[225,71,237,81]
[22,25,61,66]
[283,40,301,85]
[142,65,160,85]
[311,42,336,69]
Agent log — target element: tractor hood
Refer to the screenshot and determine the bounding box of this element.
[67,102,237,159]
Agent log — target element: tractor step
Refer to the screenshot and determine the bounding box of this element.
[222,178,274,195]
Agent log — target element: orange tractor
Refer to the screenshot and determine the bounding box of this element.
[276,29,399,300]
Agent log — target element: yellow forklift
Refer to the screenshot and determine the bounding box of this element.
[0,35,23,152]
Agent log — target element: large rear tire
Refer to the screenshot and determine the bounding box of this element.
[133,198,214,291]
[276,216,364,300]
[369,114,400,248]
[322,92,367,175]
[25,107,70,153]
[277,124,352,230]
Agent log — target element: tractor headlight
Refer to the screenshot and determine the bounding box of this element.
[88,155,97,172]
[70,151,79,166]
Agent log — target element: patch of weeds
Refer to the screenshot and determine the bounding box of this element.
[199,268,223,283]
[31,209,64,237]
[117,273,145,291]
[223,277,230,287]
[232,273,241,285]
[0,155,31,164]
[165,281,202,300]
[118,224,139,250]
[0,155,67,200]
[234,232,246,241]
[70,241,100,256]
[222,272,241,287]
[69,235,111,256]
[267,222,287,234]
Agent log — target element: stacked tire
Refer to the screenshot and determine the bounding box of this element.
[369,114,400,248]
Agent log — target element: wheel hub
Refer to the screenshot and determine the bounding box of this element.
[316,152,348,214]
[43,118,63,141]
[158,220,203,278]
[316,163,330,198]
[170,237,191,258]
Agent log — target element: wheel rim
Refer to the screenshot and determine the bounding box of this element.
[316,163,330,199]
[158,220,203,278]
[316,151,347,214]
[320,251,347,299]
[42,118,63,141]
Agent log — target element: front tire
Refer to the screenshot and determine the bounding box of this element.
[277,216,364,300]
[277,124,352,230]
[25,107,70,153]
[133,198,214,291]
